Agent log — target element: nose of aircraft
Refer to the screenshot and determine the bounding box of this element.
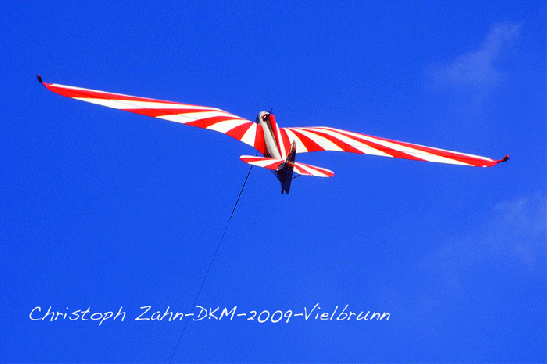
[256,111,270,122]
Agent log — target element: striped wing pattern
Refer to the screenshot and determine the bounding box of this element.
[240,156,334,177]
[239,156,284,170]
[291,161,334,177]
[41,82,265,152]
[284,126,505,167]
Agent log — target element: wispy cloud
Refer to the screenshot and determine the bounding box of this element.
[390,192,546,318]
[429,23,521,93]
[420,192,546,309]
[436,192,545,273]
[483,193,546,269]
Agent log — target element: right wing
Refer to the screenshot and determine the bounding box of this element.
[38,77,265,153]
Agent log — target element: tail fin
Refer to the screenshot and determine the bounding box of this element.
[240,155,334,177]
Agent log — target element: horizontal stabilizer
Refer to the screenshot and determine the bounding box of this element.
[240,156,334,177]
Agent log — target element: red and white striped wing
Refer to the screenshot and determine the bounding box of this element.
[41,82,264,152]
[284,126,507,167]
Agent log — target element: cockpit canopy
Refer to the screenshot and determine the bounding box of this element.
[256,111,270,123]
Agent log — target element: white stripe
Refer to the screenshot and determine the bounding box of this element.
[292,162,333,177]
[284,129,309,153]
[206,119,246,133]
[307,128,393,158]
[178,110,239,120]
[158,111,237,124]
[292,128,344,152]
[158,114,199,124]
[319,127,487,165]
[360,135,471,165]
[247,160,281,168]
[74,98,220,111]
[294,164,313,176]
[51,84,125,94]
[240,123,258,147]
[276,128,286,159]
[55,83,220,110]
[241,155,271,159]
[240,156,283,169]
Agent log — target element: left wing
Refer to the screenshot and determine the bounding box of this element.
[283,126,508,167]
[38,77,265,153]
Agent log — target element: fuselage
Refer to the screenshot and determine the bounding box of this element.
[256,111,290,159]
[256,111,296,193]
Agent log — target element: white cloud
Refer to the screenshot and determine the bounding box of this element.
[430,192,546,285]
[482,193,546,269]
[395,192,546,316]
[376,193,545,322]
[429,23,521,92]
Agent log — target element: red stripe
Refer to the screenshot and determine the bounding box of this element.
[240,157,265,163]
[280,128,292,156]
[264,161,283,170]
[292,164,310,176]
[319,128,427,162]
[245,156,282,163]
[304,164,334,177]
[45,83,179,104]
[240,157,283,170]
[303,128,364,154]
[372,135,495,166]
[292,165,313,177]
[226,122,253,141]
[268,114,281,150]
[241,157,259,162]
[288,129,325,152]
[123,108,217,117]
[184,115,238,129]
[45,83,220,114]
[253,124,266,155]
[292,162,334,177]
[331,127,492,166]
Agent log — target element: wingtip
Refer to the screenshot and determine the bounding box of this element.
[498,154,510,163]
[37,75,43,84]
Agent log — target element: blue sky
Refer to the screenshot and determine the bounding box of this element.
[1,1,545,363]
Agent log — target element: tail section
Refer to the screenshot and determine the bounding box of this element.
[240,156,284,170]
[291,161,334,177]
[239,155,334,177]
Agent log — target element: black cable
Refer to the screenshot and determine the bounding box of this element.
[168,155,256,363]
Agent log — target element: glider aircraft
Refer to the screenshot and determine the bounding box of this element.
[38,76,509,194]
